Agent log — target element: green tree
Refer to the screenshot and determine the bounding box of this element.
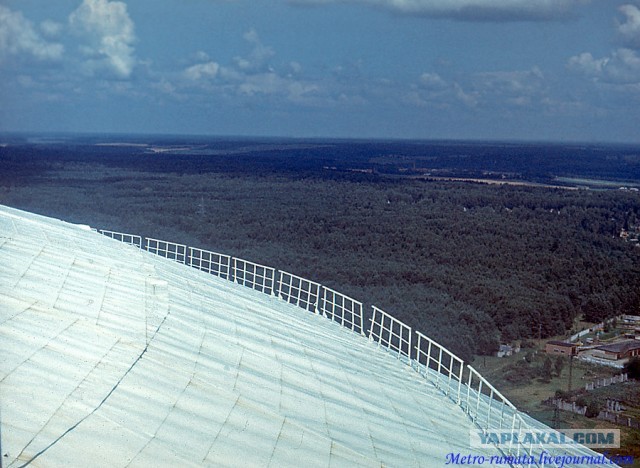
[585,400,601,418]
[624,357,640,380]
[540,356,553,382]
[554,356,565,377]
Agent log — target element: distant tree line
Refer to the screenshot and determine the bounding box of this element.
[1,141,639,362]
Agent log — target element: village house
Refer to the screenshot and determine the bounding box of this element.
[545,340,578,356]
[592,340,640,361]
[496,344,512,357]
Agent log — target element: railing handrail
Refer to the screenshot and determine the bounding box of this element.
[232,256,274,272]
[99,229,142,248]
[278,269,321,287]
[414,330,464,402]
[145,236,186,247]
[276,269,321,313]
[188,245,231,258]
[466,365,517,412]
[369,305,412,361]
[322,285,358,304]
[320,286,364,334]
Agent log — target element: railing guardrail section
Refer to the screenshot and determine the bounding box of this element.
[464,366,558,467]
[145,237,187,264]
[99,229,142,248]
[320,286,364,335]
[189,247,231,280]
[277,270,321,314]
[414,331,464,403]
[369,306,412,362]
[465,365,516,432]
[232,257,276,295]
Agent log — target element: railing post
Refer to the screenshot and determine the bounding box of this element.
[319,287,325,317]
[313,283,320,315]
[232,257,238,284]
[456,363,463,405]
[427,340,433,379]
[509,413,517,456]
[447,354,454,396]
[466,368,473,417]
[415,333,422,376]
[276,270,283,299]
[475,380,483,427]
[486,389,494,431]
[369,306,377,342]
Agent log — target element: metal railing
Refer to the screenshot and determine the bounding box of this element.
[320,286,364,335]
[462,366,564,467]
[145,237,187,263]
[232,257,276,295]
[369,306,412,362]
[97,229,599,467]
[414,331,464,403]
[99,229,142,248]
[189,247,231,280]
[277,270,321,314]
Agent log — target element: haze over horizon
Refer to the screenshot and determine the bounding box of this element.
[1,0,640,143]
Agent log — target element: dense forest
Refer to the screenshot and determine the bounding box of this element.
[1,137,640,362]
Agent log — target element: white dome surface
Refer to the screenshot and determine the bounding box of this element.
[0,205,601,467]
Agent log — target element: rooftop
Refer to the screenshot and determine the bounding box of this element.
[0,205,494,466]
[595,340,640,354]
[546,340,577,347]
[0,205,609,466]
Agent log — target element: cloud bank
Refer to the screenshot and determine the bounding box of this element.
[289,0,587,21]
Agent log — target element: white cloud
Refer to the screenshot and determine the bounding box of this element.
[420,72,447,89]
[410,67,546,110]
[473,67,544,95]
[40,20,64,38]
[568,48,640,84]
[0,6,64,61]
[289,61,303,74]
[566,4,640,91]
[69,0,136,78]
[235,72,320,102]
[177,30,329,107]
[184,61,220,80]
[453,82,479,107]
[288,0,587,21]
[233,29,275,72]
[567,52,608,76]
[617,4,640,49]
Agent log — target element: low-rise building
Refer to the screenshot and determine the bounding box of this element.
[545,340,578,356]
[593,340,640,361]
[496,344,512,357]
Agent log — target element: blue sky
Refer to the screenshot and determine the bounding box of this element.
[1,0,639,142]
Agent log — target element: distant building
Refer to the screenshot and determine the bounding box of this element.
[545,341,577,356]
[622,315,640,328]
[593,340,640,361]
[496,344,512,357]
